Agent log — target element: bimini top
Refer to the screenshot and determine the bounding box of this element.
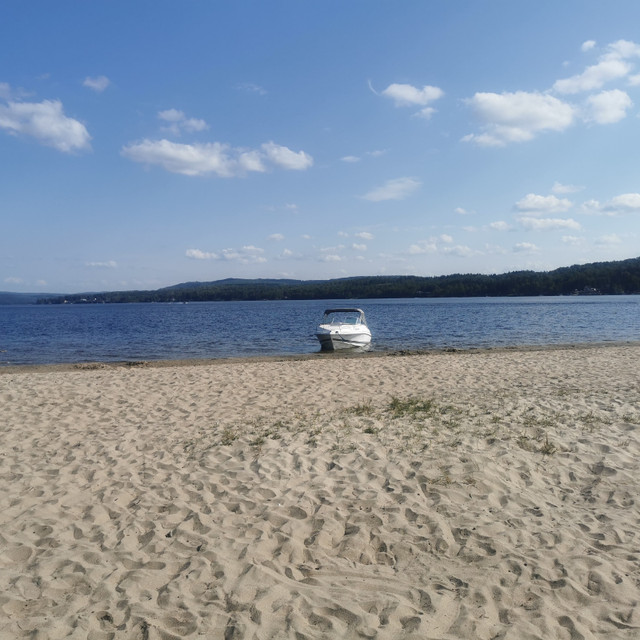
[320,308,368,325]
[322,308,366,315]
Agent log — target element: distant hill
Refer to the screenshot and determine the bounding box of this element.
[0,292,60,305]
[34,256,640,304]
[159,278,307,291]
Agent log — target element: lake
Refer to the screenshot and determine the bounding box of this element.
[1,296,639,366]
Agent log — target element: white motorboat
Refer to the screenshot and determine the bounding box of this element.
[315,308,372,351]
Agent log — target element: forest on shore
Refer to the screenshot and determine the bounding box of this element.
[34,256,640,304]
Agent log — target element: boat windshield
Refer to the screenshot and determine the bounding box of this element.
[322,311,363,325]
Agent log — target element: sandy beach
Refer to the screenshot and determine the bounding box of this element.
[1,344,639,639]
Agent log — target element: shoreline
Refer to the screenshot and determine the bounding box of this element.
[1,339,639,375]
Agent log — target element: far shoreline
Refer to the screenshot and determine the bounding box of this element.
[2,340,639,375]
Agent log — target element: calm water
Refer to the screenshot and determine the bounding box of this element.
[1,296,638,366]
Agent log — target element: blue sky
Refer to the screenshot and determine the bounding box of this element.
[2,1,640,293]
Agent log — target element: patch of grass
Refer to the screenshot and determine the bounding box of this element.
[250,434,266,448]
[539,435,557,455]
[270,419,289,433]
[517,432,557,455]
[579,410,611,431]
[345,400,376,417]
[220,427,237,446]
[388,396,436,418]
[516,434,536,452]
[522,411,555,430]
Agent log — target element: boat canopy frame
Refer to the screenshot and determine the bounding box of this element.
[320,308,368,325]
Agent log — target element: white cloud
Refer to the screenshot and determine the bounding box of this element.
[442,244,475,257]
[186,246,266,263]
[407,233,462,256]
[519,216,582,231]
[236,82,267,96]
[562,235,585,246]
[596,233,623,245]
[414,107,437,120]
[407,239,438,255]
[123,140,240,177]
[489,221,512,231]
[268,233,284,241]
[242,245,263,254]
[585,89,632,124]
[322,254,342,262]
[629,74,640,87]
[362,177,421,201]
[581,40,597,53]
[611,193,640,210]
[463,91,575,146]
[381,83,444,107]
[455,207,472,215]
[83,75,110,92]
[354,231,374,240]
[4,276,24,285]
[222,246,266,263]
[608,39,640,59]
[341,149,386,163]
[0,99,91,152]
[158,109,209,135]
[261,141,313,170]
[554,58,631,94]
[186,248,219,260]
[582,193,640,215]
[352,243,367,251]
[554,39,640,94]
[515,193,573,213]
[238,149,265,172]
[513,242,539,253]
[86,260,117,268]
[580,199,604,215]
[552,182,583,194]
[180,118,208,133]
[158,109,184,123]
[122,139,313,177]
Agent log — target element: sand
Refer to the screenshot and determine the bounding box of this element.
[1,344,639,639]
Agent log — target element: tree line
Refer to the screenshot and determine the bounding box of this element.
[38,256,640,304]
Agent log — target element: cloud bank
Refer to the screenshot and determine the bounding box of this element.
[463,39,639,146]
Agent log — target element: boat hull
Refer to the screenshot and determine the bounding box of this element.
[315,329,372,351]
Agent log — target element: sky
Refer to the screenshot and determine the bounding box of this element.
[2,0,640,293]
